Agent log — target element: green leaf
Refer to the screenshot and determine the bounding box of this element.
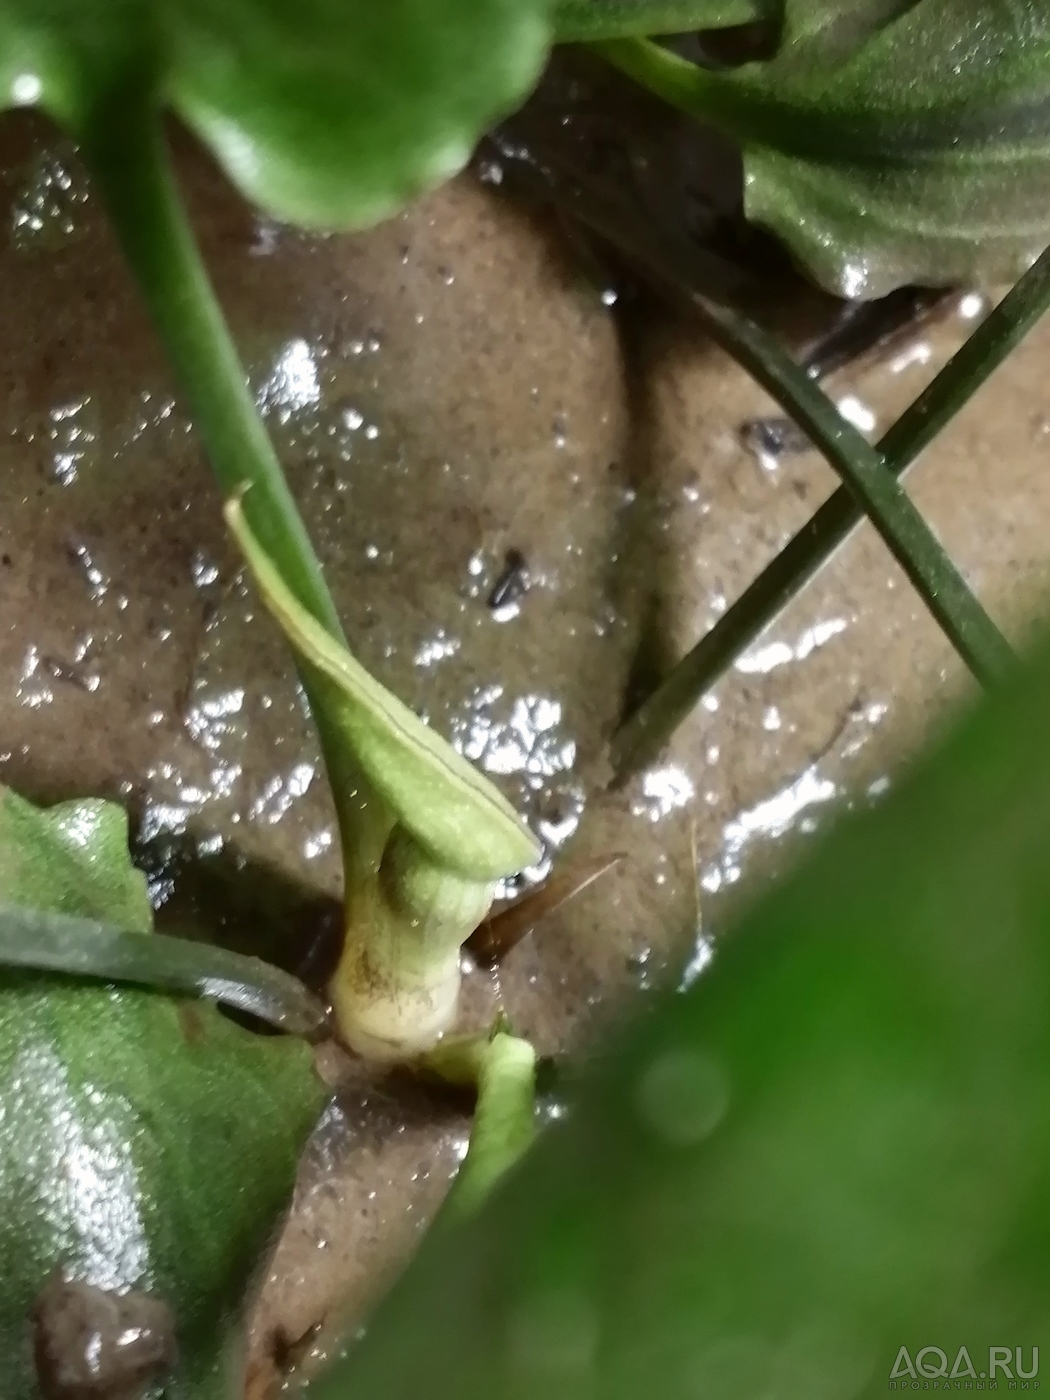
[227,495,539,882]
[553,0,768,42]
[0,787,326,1399]
[0,903,332,1038]
[610,243,1050,779]
[422,1028,538,1219]
[0,789,154,932]
[600,5,1050,297]
[0,0,553,230]
[311,626,1050,1399]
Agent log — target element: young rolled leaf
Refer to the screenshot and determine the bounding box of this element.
[0,787,325,1400]
[599,4,1050,297]
[227,496,539,1058]
[0,0,553,231]
[422,1027,539,1220]
[226,496,538,883]
[309,621,1050,1400]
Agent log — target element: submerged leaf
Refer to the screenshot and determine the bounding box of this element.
[0,0,552,229]
[227,496,539,882]
[606,4,1050,296]
[553,0,768,42]
[737,1,1050,295]
[311,623,1050,1399]
[0,787,325,1399]
[0,902,331,1039]
[0,790,154,932]
[422,1028,538,1219]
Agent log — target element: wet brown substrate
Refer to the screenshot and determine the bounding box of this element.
[0,85,1047,1392]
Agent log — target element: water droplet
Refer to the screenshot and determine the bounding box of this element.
[11,149,89,249]
[16,646,53,709]
[840,262,870,299]
[191,552,220,589]
[185,687,245,751]
[413,630,461,667]
[46,396,96,485]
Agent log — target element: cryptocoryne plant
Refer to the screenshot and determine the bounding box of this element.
[6,0,1050,1052]
[3,1,1050,1396]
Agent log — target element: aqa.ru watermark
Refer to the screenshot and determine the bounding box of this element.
[889,1347,1040,1389]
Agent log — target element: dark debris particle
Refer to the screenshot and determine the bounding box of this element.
[487,548,529,611]
[740,416,813,464]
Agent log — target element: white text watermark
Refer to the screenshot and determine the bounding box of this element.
[889,1347,1040,1390]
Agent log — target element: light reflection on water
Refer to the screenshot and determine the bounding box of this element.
[257,337,323,419]
[452,687,577,784]
[631,765,695,823]
[736,618,848,675]
[702,765,839,894]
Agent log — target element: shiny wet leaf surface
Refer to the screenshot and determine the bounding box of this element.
[606,4,1050,297]
[0,787,325,1399]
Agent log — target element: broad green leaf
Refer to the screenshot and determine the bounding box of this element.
[605,5,1050,297]
[0,0,553,230]
[0,789,154,932]
[312,626,1050,1398]
[553,0,768,42]
[0,787,326,1399]
[227,496,540,881]
[735,0,1050,296]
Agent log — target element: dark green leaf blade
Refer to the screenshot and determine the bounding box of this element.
[0,787,326,1399]
[312,627,1050,1399]
[610,244,1050,780]
[0,902,332,1038]
[602,4,1050,296]
[733,0,1050,295]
